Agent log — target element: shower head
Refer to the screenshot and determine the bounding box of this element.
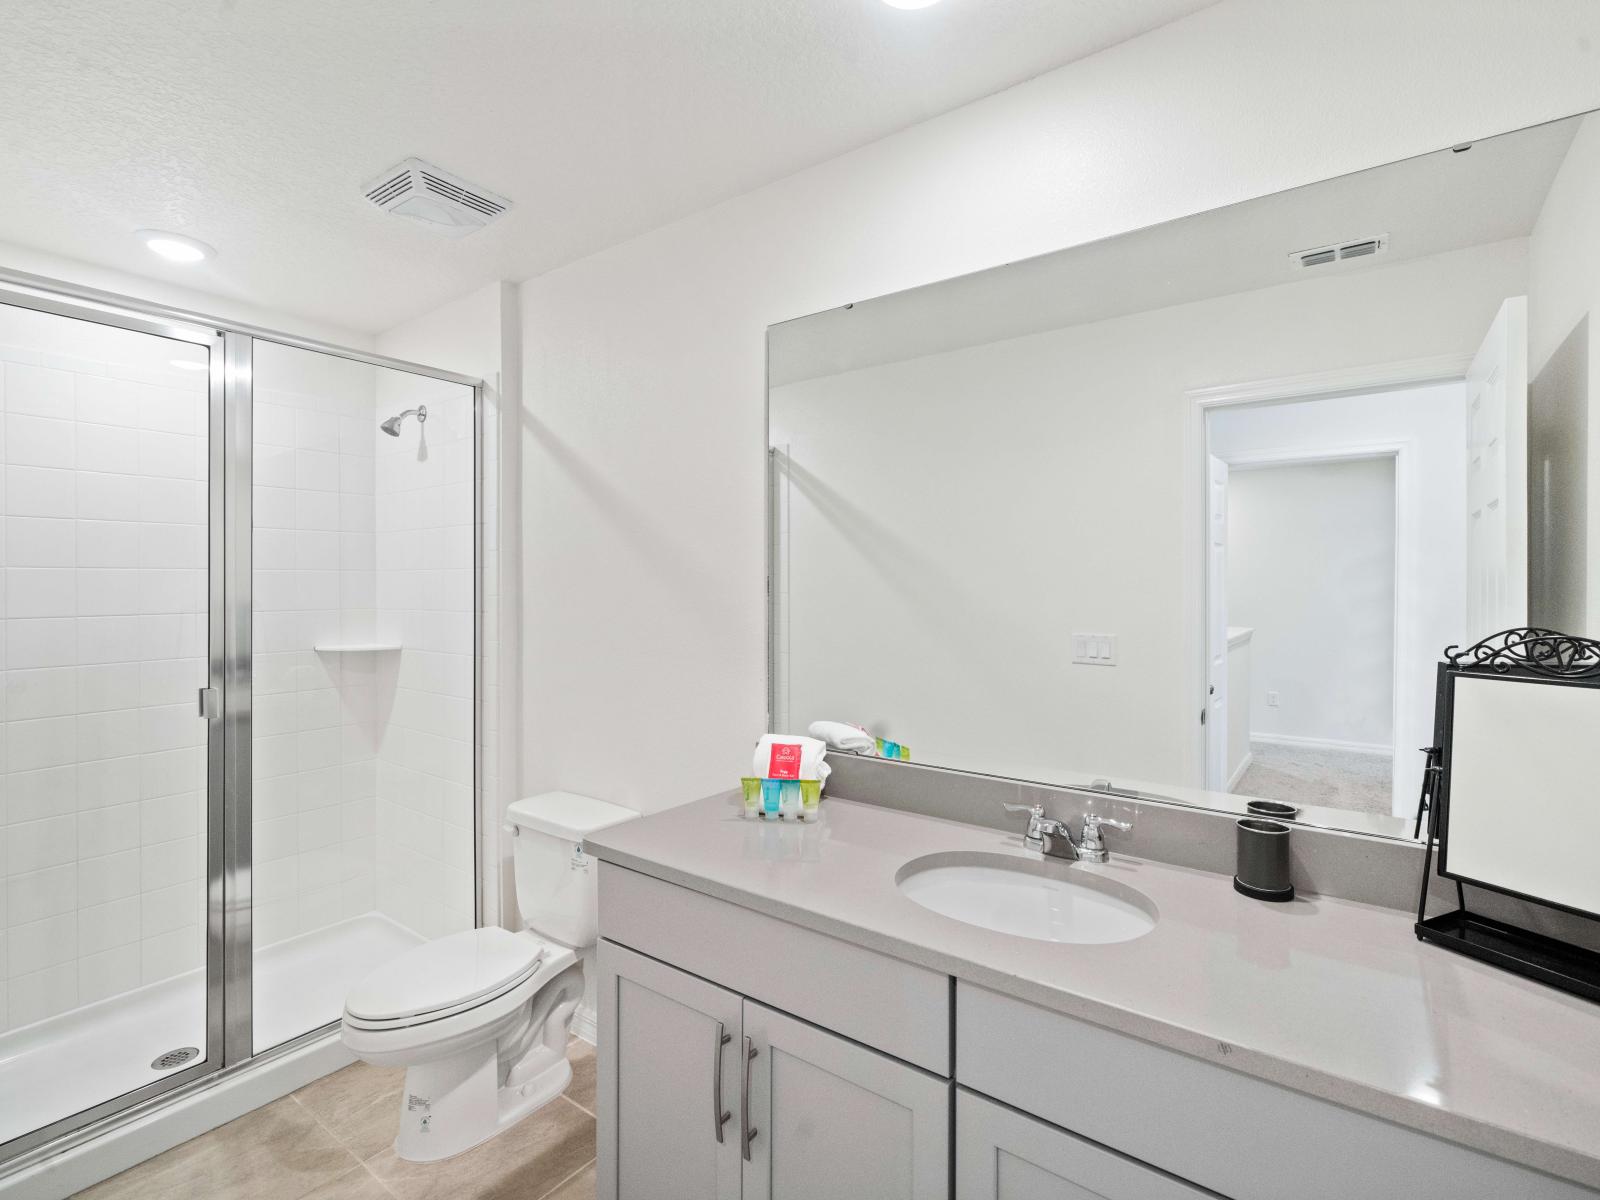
[380,405,427,437]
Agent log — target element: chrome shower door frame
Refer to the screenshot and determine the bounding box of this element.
[0,284,229,1164]
[0,268,487,1177]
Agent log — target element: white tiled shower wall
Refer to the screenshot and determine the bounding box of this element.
[250,343,383,949]
[0,308,209,1033]
[372,371,476,939]
[251,348,476,950]
[0,306,481,1036]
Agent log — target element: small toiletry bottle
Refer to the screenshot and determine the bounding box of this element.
[760,779,784,820]
[740,778,762,820]
[798,778,821,822]
[779,779,802,820]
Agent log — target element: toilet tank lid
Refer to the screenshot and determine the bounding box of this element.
[507,791,640,840]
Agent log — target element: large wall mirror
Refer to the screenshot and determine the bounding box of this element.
[766,109,1600,841]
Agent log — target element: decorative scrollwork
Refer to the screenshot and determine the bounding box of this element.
[1444,627,1600,678]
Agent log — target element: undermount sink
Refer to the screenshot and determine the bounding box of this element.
[896,851,1157,945]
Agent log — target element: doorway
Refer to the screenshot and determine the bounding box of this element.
[1223,454,1398,815]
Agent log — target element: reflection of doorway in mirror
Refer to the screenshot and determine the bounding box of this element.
[1225,456,1397,818]
[1200,372,1477,820]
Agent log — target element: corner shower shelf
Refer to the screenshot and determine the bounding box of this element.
[313,643,403,653]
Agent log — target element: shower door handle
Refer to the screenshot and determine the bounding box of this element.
[197,687,221,720]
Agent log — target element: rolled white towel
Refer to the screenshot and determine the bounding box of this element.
[808,720,876,755]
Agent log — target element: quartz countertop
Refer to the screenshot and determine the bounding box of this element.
[585,792,1600,1191]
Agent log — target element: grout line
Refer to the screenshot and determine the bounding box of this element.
[561,1092,597,1121]
[532,1156,596,1200]
[290,1093,370,1176]
[292,1092,402,1198]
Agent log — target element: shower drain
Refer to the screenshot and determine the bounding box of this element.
[151,1047,200,1071]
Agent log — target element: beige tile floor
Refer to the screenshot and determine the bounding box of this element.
[77,1040,598,1200]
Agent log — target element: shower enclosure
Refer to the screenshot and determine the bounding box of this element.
[0,271,482,1170]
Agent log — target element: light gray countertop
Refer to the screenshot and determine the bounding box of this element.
[585,792,1600,1191]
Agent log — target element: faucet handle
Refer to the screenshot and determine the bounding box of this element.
[1002,802,1044,818]
[1082,813,1131,838]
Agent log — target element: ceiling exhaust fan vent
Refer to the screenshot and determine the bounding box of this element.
[363,158,512,238]
[1290,233,1388,270]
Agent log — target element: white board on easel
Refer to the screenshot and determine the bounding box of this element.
[1443,673,1600,917]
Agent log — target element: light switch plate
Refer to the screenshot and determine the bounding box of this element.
[1072,633,1117,666]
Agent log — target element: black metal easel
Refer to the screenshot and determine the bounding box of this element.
[1414,627,1600,1004]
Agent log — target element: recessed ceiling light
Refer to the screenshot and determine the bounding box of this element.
[170,358,208,371]
[882,0,941,8]
[137,230,215,264]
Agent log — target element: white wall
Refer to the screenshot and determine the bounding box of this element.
[1528,112,1600,633]
[518,0,1600,816]
[1227,458,1396,751]
[1210,384,1468,813]
[769,246,1505,794]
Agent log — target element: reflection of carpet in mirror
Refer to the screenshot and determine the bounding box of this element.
[1235,742,1393,817]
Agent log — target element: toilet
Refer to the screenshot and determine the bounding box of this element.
[341,791,638,1162]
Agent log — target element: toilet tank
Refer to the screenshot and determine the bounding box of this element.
[506,791,639,949]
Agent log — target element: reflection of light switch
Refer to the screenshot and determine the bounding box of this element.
[1073,633,1117,666]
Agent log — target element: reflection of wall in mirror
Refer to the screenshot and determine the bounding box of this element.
[770,240,1521,793]
[1528,111,1600,636]
[1226,457,1396,752]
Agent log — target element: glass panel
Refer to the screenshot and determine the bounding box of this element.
[0,301,213,1148]
[250,342,474,1052]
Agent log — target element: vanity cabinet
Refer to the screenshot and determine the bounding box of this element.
[955,1089,1211,1200]
[598,939,948,1200]
[595,861,1597,1200]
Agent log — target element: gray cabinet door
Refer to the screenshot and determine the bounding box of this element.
[742,999,950,1200]
[956,1089,1212,1200]
[597,940,743,1200]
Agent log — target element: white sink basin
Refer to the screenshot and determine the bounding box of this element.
[896,852,1157,945]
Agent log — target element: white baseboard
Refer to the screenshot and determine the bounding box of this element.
[1252,733,1393,757]
[1,1032,352,1200]
[571,1003,597,1045]
[1226,751,1254,791]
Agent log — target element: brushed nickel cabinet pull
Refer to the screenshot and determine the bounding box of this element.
[741,1036,759,1162]
[712,1022,732,1143]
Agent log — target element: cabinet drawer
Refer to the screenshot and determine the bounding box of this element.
[956,1089,1209,1200]
[600,863,950,1074]
[957,983,1595,1200]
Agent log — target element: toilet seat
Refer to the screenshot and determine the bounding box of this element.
[344,927,550,1031]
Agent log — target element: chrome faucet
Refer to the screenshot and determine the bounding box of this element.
[1002,803,1073,856]
[1077,813,1132,864]
[1003,803,1132,863]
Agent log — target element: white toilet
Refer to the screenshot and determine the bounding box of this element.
[341,791,638,1162]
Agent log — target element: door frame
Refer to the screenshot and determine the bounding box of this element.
[1182,354,1472,811]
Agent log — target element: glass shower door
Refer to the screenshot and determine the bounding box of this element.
[0,291,223,1158]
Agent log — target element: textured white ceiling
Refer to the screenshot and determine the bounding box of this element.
[0,0,1210,333]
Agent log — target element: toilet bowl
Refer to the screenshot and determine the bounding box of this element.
[341,791,638,1162]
